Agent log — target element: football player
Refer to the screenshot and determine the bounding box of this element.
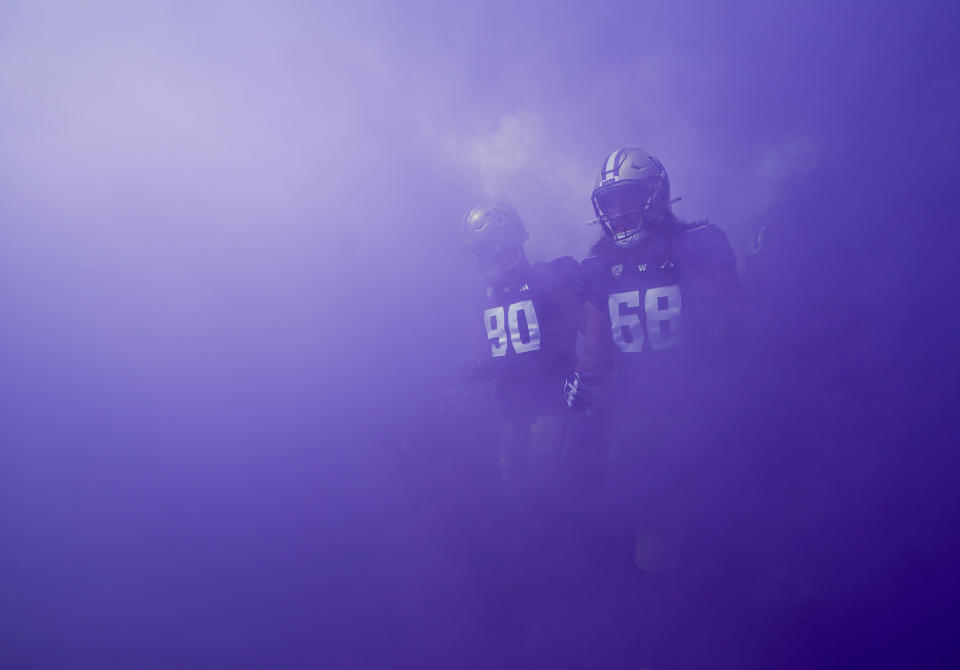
[564,148,742,572]
[461,201,582,506]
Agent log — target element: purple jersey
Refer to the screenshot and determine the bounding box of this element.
[578,223,741,407]
[474,257,580,413]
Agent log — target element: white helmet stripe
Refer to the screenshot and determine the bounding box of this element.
[604,150,619,178]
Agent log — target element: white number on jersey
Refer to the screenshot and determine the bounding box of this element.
[644,285,683,351]
[484,300,541,356]
[608,290,645,352]
[484,306,508,357]
[607,284,683,353]
[508,299,541,353]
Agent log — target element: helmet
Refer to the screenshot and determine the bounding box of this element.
[461,201,529,283]
[591,147,671,248]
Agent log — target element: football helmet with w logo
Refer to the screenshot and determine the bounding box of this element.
[591,148,672,248]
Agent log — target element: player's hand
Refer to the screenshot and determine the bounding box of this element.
[563,370,596,410]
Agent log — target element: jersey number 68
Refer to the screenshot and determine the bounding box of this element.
[608,285,683,353]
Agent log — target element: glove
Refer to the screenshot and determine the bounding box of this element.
[563,370,596,410]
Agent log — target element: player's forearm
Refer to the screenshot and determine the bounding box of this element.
[576,300,614,379]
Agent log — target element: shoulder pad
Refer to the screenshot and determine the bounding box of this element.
[579,254,604,271]
[678,223,736,269]
[531,256,579,292]
[545,255,579,279]
[576,255,607,293]
[588,236,617,259]
[577,255,605,279]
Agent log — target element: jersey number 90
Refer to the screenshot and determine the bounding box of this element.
[484,300,541,357]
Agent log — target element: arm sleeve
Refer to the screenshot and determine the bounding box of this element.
[551,256,586,335]
[577,298,614,378]
[574,257,615,378]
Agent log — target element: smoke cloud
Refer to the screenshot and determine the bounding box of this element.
[2,0,959,667]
